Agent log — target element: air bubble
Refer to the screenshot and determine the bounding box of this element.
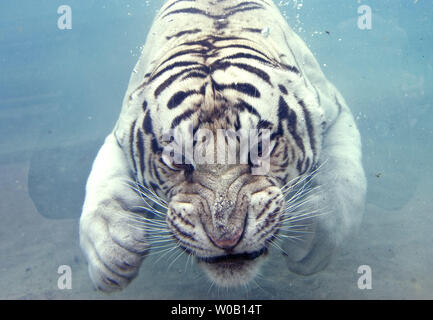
[261,26,270,38]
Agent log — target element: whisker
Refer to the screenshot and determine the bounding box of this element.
[286,184,322,203]
[120,215,167,226]
[281,162,324,194]
[282,208,330,223]
[278,228,313,235]
[141,181,168,207]
[147,244,176,257]
[149,237,175,244]
[165,243,183,264]
[123,179,169,218]
[207,278,216,295]
[146,228,172,234]
[130,205,167,217]
[152,244,178,262]
[276,233,306,243]
[251,277,269,297]
[184,252,193,273]
[168,248,185,270]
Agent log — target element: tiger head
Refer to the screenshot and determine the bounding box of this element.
[148,107,312,287]
[124,64,324,287]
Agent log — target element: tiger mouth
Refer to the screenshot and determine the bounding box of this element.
[197,247,268,265]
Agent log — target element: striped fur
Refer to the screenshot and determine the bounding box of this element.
[80,0,366,291]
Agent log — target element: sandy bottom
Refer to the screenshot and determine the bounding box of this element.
[1,159,432,300]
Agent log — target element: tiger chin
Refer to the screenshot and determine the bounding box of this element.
[79,0,366,293]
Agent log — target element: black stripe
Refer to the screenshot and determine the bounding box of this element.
[143,110,162,153]
[211,35,246,42]
[257,119,273,129]
[147,149,153,179]
[136,128,146,177]
[296,159,303,173]
[281,63,300,74]
[142,100,148,112]
[268,206,281,218]
[283,34,304,78]
[242,27,263,33]
[256,193,280,220]
[253,0,271,5]
[152,161,165,186]
[163,4,263,20]
[233,99,260,117]
[303,157,310,174]
[154,66,208,98]
[159,48,208,68]
[282,173,289,185]
[174,209,195,228]
[150,181,161,193]
[161,0,196,14]
[166,28,201,40]
[129,120,138,174]
[274,161,288,172]
[214,82,261,98]
[295,95,316,161]
[224,1,263,11]
[209,60,230,73]
[181,71,207,81]
[270,139,281,157]
[226,5,264,18]
[215,43,272,61]
[234,114,241,131]
[259,214,279,238]
[150,61,201,82]
[232,63,272,85]
[199,83,207,95]
[278,84,288,95]
[167,90,201,109]
[210,60,271,85]
[278,96,305,161]
[162,7,211,19]
[143,110,153,134]
[181,38,214,49]
[171,108,196,128]
[151,138,162,154]
[177,239,207,253]
[219,52,272,65]
[168,217,196,241]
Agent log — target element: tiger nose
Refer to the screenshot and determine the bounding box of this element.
[209,227,243,251]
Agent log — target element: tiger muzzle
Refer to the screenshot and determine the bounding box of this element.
[192,165,258,252]
[204,186,250,252]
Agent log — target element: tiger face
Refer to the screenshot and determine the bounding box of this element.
[151,119,303,287]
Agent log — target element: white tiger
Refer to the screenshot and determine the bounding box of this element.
[79,0,366,292]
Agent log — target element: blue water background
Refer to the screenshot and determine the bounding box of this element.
[0,0,432,299]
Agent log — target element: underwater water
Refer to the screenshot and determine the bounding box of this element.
[0,0,432,299]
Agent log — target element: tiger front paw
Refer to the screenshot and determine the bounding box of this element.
[79,210,149,292]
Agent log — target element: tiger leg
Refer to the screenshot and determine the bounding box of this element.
[79,133,149,292]
[284,95,367,275]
